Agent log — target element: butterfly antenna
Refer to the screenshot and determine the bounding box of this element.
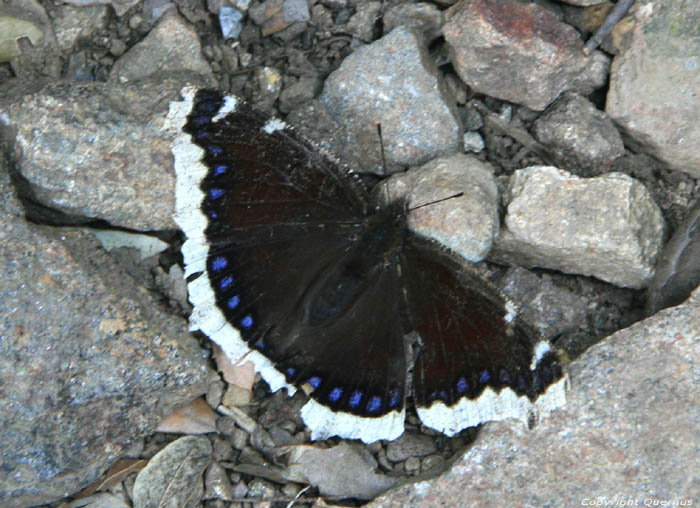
[408,192,465,212]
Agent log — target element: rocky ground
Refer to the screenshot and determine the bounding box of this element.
[0,0,698,507]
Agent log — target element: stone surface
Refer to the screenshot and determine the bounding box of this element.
[383,2,444,43]
[443,0,609,111]
[60,0,139,17]
[367,286,700,508]
[606,0,700,176]
[0,160,209,507]
[491,167,665,289]
[385,432,438,463]
[0,80,196,230]
[533,92,625,174]
[289,26,462,175]
[53,4,110,53]
[499,266,588,340]
[107,9,215,86]
[380,153,500,262]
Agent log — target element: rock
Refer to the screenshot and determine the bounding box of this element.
[383,2,444,43]
[463,131,484,153]
[533,92,625,174]
[1,80,201,230]
[290,27,462,175]
[499,266,588,340]
[345,1,381,42]
[491,167,665,289]
[443,0,609,111]
[53,4,110,53]
[107,9,215,86]
[367,286,700,508]
[380,153,500,262]
[606,0,700,176]
[386,432,438,463]
[0,160,209,507]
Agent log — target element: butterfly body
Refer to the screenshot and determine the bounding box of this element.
[168,87,567,443]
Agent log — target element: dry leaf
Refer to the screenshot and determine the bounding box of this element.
[213,343,256,390]
[156,397,217,434]
[75,459,147,498]
[132,435,212,508]
[281,443,397,500]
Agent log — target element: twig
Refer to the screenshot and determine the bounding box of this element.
[469,100,554,165]
[583,0,635,55]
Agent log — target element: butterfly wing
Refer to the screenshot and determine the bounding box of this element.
[169,88,405,442]
[401,235,567,436]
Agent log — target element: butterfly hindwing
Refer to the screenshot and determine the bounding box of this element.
[401,236,566,436]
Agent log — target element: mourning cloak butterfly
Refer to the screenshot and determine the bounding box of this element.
[167,87,567,443]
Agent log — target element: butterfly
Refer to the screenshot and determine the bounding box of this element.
[167,87,567,443]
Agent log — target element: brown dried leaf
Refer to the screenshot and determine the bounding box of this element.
[213,343,256,390]
[75,458,147,498]
[132,435,212,508]
[282,443,397,500]
[156,396,217,434]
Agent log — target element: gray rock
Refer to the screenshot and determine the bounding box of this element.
[0,162,209,507]
[203,461,234,501]
[108,9,215,86]
[386,432,438,463]
[533,92,625,174]
[53,4,110,53]
[219,6,244,39]
[61,0,139,17]
[500,266,588,340]
[367,286,700,508]
[491,167,665,289]
[606,0,700,176]
[282,0,310,23]
[380,153,500,262]
[558,0,602,5]
[1,81,194,230]
[383,2,444,43]
[345,1,382,43]
[295,26,461,175]
[463,131,484,153]
[443,0,609,111]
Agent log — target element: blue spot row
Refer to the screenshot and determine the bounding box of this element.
[329,387,342,402]
[190,115,211,128]
[308,376,321,389]
[212,256,227,271]
[499,369,510,384]
[480,370,491,384]
[240,314,253,328]
[227,295,239,309]
[366,395,381,413]
[214,164,228,175]
[220,276,233,289]
[389,388,400,408]
[209,188,224,200]
[457,377,468,394]
[208,145,223,156]
[349,390,362,408]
